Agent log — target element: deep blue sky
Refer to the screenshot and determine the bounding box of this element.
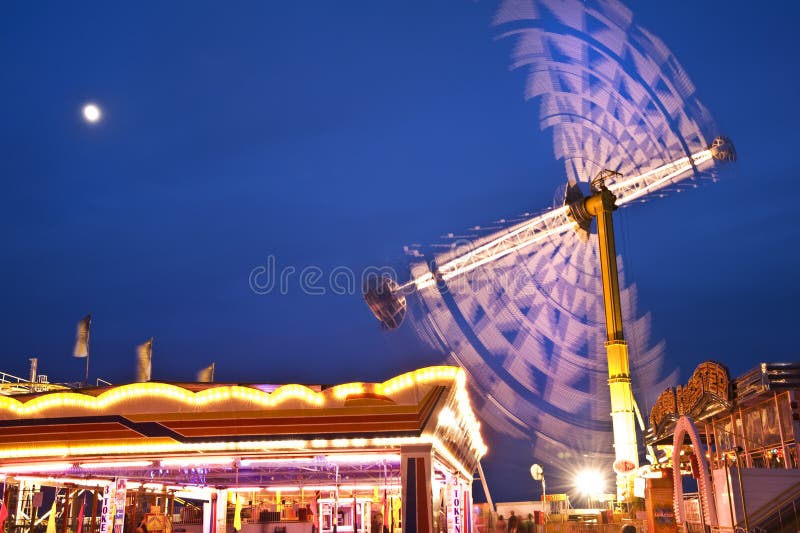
[1,1,799,500]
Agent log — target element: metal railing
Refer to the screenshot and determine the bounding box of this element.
[0,371,30,384]
[527,523,644,533]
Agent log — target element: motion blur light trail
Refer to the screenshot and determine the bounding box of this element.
[401,144,719,293]
[365,0,734,494]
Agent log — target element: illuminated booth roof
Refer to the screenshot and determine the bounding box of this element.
[0,366,487,490]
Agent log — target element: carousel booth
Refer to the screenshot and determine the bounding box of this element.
[0,366,486,533]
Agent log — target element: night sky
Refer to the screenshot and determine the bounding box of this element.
[2,1,799,501]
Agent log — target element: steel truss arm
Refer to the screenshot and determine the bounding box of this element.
[406,147,714,292]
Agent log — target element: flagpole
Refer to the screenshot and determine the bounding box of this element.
[85,316,91,385]
[85,317,91,386]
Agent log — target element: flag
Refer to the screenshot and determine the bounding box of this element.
[233,495,242,531]
[197,362,215,383]
[389,497,394,533]
[136,338,153,382]
[46,495,57,533]
[73,315,92,357]
[382,490,388,530]
[0,500,8,527]
[77,494,86,533]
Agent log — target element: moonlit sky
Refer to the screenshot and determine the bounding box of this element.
[1,2,799,500]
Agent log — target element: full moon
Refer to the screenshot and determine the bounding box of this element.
[82,103,102,123]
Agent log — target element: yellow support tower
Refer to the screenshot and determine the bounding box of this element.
[570,170,638,501]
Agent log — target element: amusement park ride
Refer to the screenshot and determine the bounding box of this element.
[365,137,735,499]
[364,2,736,500]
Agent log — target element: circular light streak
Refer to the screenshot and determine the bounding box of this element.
[407,0,720,486]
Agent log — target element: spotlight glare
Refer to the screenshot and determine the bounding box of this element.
[574,469,605,497]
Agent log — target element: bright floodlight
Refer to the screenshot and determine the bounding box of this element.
[574,469,605,497]
[82,103,102,123]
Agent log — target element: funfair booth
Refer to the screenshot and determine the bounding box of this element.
[0,366,486,533]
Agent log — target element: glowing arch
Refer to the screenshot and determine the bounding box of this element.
[672,415,717,526]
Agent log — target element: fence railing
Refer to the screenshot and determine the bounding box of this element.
[527,522,644,533]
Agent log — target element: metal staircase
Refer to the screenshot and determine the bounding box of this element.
[747,478,800,532]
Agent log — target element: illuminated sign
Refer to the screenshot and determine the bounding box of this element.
[113,480,127,533]
[99,483,115,533]
[613,458,637,475]
[448,484,468,533]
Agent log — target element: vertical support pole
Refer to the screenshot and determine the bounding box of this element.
[723,459,735,529]
[591,194,625,343]
[776,392,790,469]
[89,490,98,533]
[72,489,80,533]
[541,478,546,518]
[738,408,751,467]
[790,390,800,468]
[0,482,11,533]
[131,490,138,533]
[62,488,71,533]
[215,490,227,533]
[585,186,639,500]
[474,462,493,512]
[734,451,749,531]
[208,493,216,533]
[401,444,433,533]
[28,485,35,531]
[465,483,473,533]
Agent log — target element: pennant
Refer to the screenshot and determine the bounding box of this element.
[382,490,388,530]
[77,494,86,533]
[46,494,57,533]
[197,362,215,383]
[73,315,92,358]
[136,338,153,382]
[233,495,242,531]
[390,497,394,533]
